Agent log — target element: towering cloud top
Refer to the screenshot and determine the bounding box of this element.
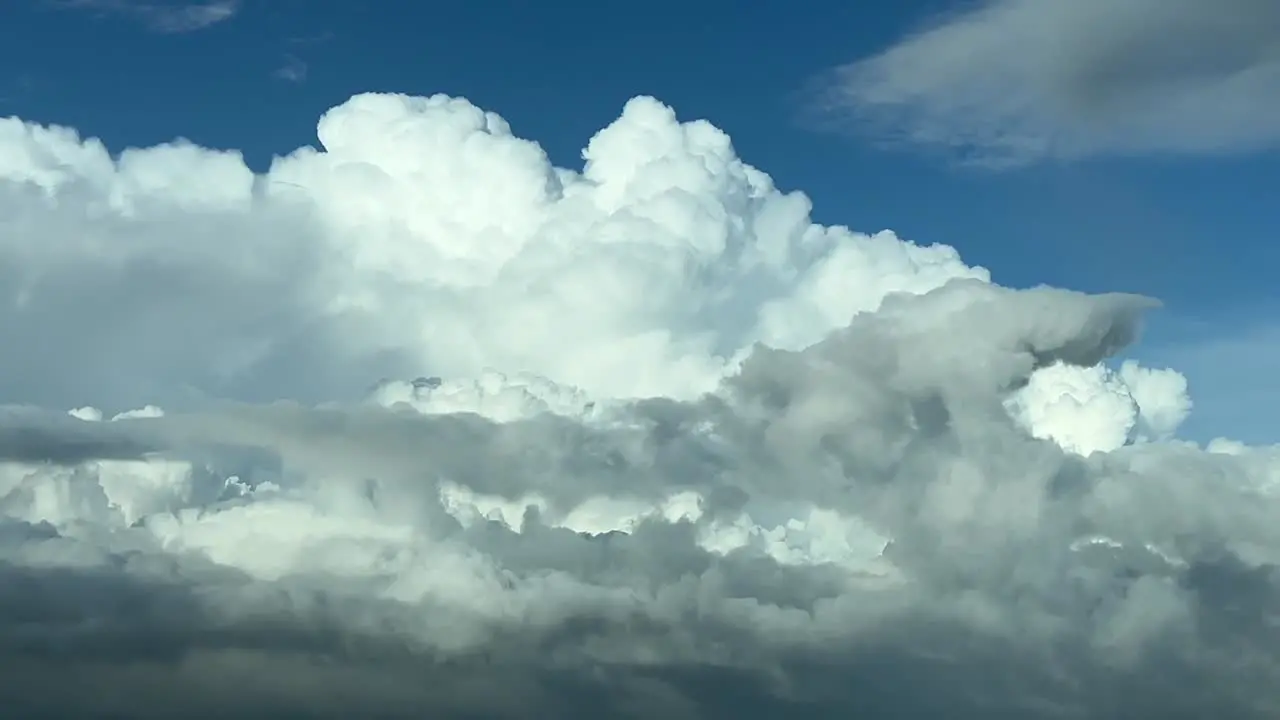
[1,92,989,409]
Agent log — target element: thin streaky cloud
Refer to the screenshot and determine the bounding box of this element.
[818,0,1280,166]
[273,53,307,83]
[52,0,240,33]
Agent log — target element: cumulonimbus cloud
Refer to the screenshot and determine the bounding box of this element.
[819,0,1280,165]
[0,91,1277,717]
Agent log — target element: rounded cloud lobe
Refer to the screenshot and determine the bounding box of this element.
[1,93,1278,718]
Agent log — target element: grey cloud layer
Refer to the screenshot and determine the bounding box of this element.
[2,280,1278,717]
[0,407,162,463]
[823,0,1280,163]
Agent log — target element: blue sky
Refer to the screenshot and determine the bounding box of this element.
[2,0,1277,441]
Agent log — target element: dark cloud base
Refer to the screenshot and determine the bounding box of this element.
[1,547,1277,719]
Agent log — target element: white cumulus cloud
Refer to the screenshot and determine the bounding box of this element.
[0,91,1276,718]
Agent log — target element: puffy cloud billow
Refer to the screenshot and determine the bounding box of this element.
[0,92,1277,718]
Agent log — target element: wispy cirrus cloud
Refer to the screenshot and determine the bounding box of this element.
[272,53,307,83]
[52,0,239,33]
[272,33,331,83]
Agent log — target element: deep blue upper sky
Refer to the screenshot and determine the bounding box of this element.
[1,0,1277,438]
